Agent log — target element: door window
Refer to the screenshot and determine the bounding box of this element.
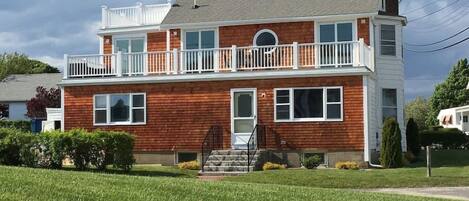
[184,30,215,72]
[114,38,145,75]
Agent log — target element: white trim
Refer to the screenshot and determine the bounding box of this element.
[166,30,171,51]
[273,86,344,122]
[363,75,370,162]
[253,29,279,53]
[60,87,65,131]
[98,25,163,35]
[59,67,372,87]
[230,88,257,150]
[93,93,147,126]
[112,34,148,54]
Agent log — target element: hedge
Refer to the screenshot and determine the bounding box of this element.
[420,127,468,149]
[0,128,135,171]
[380,118,403,168]
[0,120,31,132]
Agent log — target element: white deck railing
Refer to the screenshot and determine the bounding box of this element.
[64,40,373,79]
[101,2,171,28]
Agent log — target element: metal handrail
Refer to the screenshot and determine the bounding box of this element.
[201,125,223,172]
[247,124,266,172]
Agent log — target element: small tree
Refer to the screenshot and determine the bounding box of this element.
[380,118,403,168]
[405,97,429,130]
[406,118,420,156]
[26,87,61,119]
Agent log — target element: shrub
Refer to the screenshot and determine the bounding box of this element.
[262,162,285,171]
[380,118,403,168]
[177,161,200,170]
[0,128,37,167]
[303,155,322,169]
[66,129,94,170]
[0,120,31,132]
[420,128,467,149]
[110,131,135,171]
[404,151,417,163]
[406,118,420,156]
[37,130,72,169]
[335,161,359,170]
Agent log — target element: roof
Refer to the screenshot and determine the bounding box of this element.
[162,0,379,26]
[0,74,62,102]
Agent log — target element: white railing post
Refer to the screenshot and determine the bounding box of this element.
[231,45,237,72]
[166,51,171,75]
[173,48,179,74]
[359,38,365,67]
[143,53,148,76]
[315,43,320,68]
[101,6,108,29]
[63,54,69,79]
[137,2,144,25]
[116,51,123,77]
[292,42,299,70]
[214,49,220,73]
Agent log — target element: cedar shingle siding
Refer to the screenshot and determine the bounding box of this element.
[64,76,364,152]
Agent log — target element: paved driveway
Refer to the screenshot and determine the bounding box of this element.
[369,187,469,200]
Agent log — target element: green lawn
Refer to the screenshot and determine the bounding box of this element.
[225,150,469,189]
[62,164,199,178]
[0,166,444,201]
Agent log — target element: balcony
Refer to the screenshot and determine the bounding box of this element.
[101,2,172,29]
[63,40,373,80]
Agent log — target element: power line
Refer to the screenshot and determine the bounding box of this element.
[406,25,469,46]
[404,6,468,33]
[401,0,441,15]
[408,0,460,23]
[405,36,469,52]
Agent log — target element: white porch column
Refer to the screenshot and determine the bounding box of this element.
[101,5,108,29]
[63,54,69,79]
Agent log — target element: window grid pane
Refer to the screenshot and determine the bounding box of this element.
[294,89,323,119]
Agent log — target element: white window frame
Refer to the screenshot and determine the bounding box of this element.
[93,93,147,126]
[181,28,219,50]
[380,24,397,57]
[253,29,279,54]
[316,21,357,43]
[381,88,397,122]
[274,86,343,122]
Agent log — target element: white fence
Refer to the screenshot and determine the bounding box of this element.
[64,40,373,79]
[102,3,171,28]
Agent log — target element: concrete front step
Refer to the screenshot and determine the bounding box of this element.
[208,154,259,161]
[203,165,254,172]
[198,171,248,176]
[205,160,254,166]
[211,150,248,155]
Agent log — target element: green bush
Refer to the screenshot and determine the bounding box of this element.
[303,155,322,169]
[38,130,72,169]
[380,118,403,168]
[0,128,135,171]
[420,128,467,149]
[0,128,37,167]
[0,120,31,132]
[406,118,421,156]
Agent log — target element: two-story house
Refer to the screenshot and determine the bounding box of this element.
[60,0,406,173]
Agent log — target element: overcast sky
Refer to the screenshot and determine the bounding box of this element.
[0,0,468,101]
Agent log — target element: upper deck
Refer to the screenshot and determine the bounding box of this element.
[101,2,172,29]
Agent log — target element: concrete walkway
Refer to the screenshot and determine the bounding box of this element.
[368,187,469,200]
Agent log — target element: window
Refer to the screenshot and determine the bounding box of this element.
[464,116,468,123]
[94,93,146,125]
[275,87,343,121]
[177,152,198,163]
[319,22,353,43]
[382,89,397,122]
[254,29,278,46]
[380,25,396,56]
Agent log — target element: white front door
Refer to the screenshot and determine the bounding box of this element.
[231,89,257,150]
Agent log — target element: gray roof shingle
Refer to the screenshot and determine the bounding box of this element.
[162,0,379,25]
[0,74,62,102]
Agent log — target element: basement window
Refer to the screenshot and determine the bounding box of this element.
[94,93,146,125]
[177,152,198,163]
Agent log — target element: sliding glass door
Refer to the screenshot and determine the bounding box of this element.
[184,30,215,73]
[114,38,145,76]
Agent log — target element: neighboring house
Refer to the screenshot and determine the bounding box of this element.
[438,82,469,134]
[0,74,62,121]
[60,0,406,173]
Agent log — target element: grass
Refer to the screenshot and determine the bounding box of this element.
[0,166,445,201]
[62,164,198,178]
[225,150,469,189]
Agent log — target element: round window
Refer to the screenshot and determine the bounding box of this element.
[253,29,278,47]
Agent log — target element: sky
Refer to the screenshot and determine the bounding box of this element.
[0,0,468,101]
